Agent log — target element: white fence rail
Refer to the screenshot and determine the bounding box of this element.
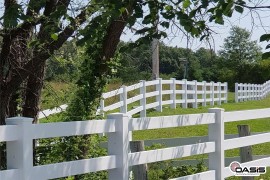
[39,78,228,119]
[1,108,270,179]
[235,80,270,102]
[99,78,228,117]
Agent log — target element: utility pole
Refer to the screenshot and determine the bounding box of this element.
[151,38,159,80]
[151,15,159,80]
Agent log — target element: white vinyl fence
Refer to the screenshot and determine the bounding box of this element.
[1,108,270,180]
[235,80,270,102]
[98,78,228,117]
[39,78,228,119]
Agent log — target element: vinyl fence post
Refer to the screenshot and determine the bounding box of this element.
[235,83,239,103]
[140,80,146,117]
[193,80,198,108]
[182,79,187,108]
[6,117,33,180]
[240,84,243,102]
[99,99,105,117]
[251,84,255,100]
[120,86,128,114]
[210,81,214,106]
[260,84,263,100]
[224,82,228,103]
[244,84,247,101]
[202,81,207,107]
[218,82,221,105]
[156,78,162,112]
[208,108,225,180]
[248,84,251,100]
[108,113,130,180]
[170,78,176,109]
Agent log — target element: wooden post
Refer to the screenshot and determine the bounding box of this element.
[237,125,254,180]
[130,141,148,180]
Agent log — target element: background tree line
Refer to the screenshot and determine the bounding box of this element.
[46,26,270,91]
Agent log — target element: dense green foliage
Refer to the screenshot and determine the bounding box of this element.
[46,27,270,93]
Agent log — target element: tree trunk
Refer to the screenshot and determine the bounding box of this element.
[22,61,46,123]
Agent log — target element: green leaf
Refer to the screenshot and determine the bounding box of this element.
[262,52,270,59]
[260,34,270,42]
[160,21,170,28]
[266,44,270,49]
[51,33,58,41]
[215,16,224,24]
[235,5,244,13]
[183,0,191,9]
[165,5,173,11]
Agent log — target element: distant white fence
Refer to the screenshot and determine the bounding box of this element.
[39,78,228,119]
[235,80,270,102]
[1,108,270,179]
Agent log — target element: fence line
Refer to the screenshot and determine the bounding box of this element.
[39,78,228,119]
[98,78,228,117]
[235,80,270,102]
[1,107,270,179]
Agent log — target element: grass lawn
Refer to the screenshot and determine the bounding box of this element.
[130,92,270,179]
[41,82,270,179]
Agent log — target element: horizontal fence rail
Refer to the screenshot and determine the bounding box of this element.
[39,78,228,119]
[235,80,270,102]
[1,107,270,179]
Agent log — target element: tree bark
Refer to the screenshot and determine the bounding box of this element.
[22,61,46,123]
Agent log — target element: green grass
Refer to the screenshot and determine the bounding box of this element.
[130,92,270,179]
[41,82,270,179]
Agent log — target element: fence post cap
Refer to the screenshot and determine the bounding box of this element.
[6,117,33,125]
[107,113,130,118]
[208,108,225,112]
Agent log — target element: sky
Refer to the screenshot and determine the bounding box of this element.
[0,0,269,52]
[121,1,270,53]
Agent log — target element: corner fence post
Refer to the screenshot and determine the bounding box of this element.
[170,78,176,109]
[208,108,225,180]
[108,113,130,180]
[6,117,33,180]
[140,80,146,117]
